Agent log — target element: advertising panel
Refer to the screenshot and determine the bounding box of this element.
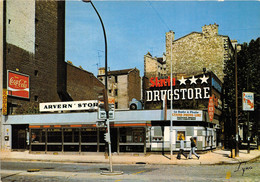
[242,92,254,111]
[172,110,203,121]
[7,70,30,99]
[2,89,7,115]
[208,96,215,122]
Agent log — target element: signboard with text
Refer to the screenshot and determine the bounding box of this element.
[172,110,203,121]
[7,70,30,99]
[40,100,98,112]
[208,96,215,122]
[146,74,210,102]
[2,89,7,115]
[98,97,115,120]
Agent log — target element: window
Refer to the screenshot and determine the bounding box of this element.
[115,76,118,83]
[115,102,118,109]
[34,96,38,102]
[177,131,186,141]
[115,89,118,96]
[34,70,38,76]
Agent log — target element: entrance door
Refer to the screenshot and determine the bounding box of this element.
[12,125,28,150]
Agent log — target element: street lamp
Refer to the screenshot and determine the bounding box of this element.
[82,0,107,90]
[82,0,121,175]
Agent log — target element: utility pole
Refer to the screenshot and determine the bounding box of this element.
[235,44,239,157]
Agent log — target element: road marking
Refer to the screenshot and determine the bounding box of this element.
[226,171,231,179]
[115,180,121,182]
[133,170,146,175]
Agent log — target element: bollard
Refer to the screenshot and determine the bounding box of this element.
[232,149,235,158]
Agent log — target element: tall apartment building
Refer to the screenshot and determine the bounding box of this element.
[97,68,141,110]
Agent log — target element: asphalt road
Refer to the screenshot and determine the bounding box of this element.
[1,158,260,181]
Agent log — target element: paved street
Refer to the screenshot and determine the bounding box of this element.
[1,157,260,182]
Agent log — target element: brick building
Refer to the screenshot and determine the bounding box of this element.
[0,0,104,151]
[97,68,141,110]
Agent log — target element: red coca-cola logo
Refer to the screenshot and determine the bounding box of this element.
[9,76,28,89]
[8,71,30,99]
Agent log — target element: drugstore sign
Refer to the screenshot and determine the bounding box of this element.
[7,70,30,99]
[146,75,210,102]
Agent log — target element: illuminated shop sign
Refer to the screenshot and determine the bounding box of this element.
[7,70,30,99]
[40,100,99,112]
[146,75,210,102]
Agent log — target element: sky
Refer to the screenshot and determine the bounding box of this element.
[65,0,260,76]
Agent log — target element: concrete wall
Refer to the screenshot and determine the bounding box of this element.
[117,75,128,109]
[6,0,35,53]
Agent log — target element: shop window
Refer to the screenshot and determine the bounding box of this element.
[31,129,46,151]
[31,129,45,143]
[81,128,97,143]
[47,129,62,143]
[64,128,79,143]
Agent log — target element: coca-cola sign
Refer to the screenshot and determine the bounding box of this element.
[7,70,30,99]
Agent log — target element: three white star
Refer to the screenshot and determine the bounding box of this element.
[179,76,187,85]
[200,74,209,84]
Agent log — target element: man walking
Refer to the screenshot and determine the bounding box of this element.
[189,137,200,159]
[177,134,187,159]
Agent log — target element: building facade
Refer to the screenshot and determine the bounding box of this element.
[97,68,141,110]
[165,24,236,82]
[0,0,104,151]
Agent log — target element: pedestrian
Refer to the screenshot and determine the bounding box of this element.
[189,137,200,159]
[177,134,187,159]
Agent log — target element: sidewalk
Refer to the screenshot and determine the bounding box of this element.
[1,149,260,165]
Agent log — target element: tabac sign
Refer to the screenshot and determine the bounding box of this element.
[146,75,210,102]
[7,70,30,99]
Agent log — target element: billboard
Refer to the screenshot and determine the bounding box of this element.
[7,70,30,99]
[242,92,254,111]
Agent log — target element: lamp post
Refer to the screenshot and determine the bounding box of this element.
[82,0,119,175]
[82,0,107,89]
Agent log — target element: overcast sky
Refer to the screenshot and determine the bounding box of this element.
[65,0,260,76]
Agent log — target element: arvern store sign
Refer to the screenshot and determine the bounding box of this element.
[40,100,98,112]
